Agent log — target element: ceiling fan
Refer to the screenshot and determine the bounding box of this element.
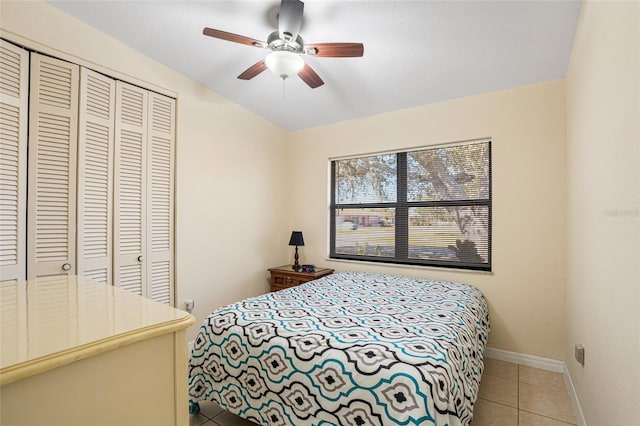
[202,0,364,89]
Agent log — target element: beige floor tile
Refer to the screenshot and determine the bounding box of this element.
[190,412,212,426]
[519,382,577,424]
[198,401,225,419]
[519,410,576,426]
[213,410,259,426]
[478,374,518,408]
[519,366,565,391]
[484,358,518,381]
[471,399,518,426]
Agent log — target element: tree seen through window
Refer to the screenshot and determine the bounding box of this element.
[330,140,491,271]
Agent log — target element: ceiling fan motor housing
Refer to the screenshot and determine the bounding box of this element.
[267,31,304,54]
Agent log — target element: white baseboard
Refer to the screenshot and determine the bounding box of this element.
[484,347,564,372]
[563,363,587,426]
[484,347,586,426]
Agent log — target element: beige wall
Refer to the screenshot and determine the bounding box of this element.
[565,1,640,423]
[5,0,638,419]
[0,1,290,342]
[289,80,568,359]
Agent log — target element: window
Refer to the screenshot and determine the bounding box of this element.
[330,139,491,271]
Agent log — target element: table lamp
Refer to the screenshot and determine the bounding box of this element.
[288,231,304,272]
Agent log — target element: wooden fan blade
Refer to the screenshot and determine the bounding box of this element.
[237,60,267,80]
[306,43,364,58]
[299,63,324,88]
[203,27,266,48]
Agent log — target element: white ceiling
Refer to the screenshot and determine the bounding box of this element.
[48,0,581,131]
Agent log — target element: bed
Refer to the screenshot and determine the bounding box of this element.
[188,271,490,425]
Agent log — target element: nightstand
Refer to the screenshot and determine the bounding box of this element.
[268,265,334,292]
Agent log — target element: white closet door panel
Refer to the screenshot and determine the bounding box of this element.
[147,93,175,305]
[82,267,109,285]
[0,40,29,282]
[77,68,115,285]
[149,260,171,304]
[27,54,79,279]
[118,264,143,295]
[114,82,147,296]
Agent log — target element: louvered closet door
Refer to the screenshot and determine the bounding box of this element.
[77,68,116,285]
[147,93,175,305]
[27,53,79,279]
[0,41,29,283]
[114,81,147,295]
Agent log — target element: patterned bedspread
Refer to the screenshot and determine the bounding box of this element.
[188,271,490,425]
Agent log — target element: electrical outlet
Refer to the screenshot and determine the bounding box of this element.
[184,299,194,313]
[574,344,585,365]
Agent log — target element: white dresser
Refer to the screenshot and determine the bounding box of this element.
[0,276,194,426]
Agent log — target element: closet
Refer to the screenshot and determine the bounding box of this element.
[0,40,175,305]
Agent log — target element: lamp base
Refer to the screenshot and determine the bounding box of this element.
[292,246,300,271]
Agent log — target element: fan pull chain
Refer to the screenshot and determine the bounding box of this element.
[282,78,286,98]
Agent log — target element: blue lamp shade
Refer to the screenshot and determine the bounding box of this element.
[288,231,305,247]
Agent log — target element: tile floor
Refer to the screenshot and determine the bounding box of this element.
[473,358,577,425]
[189,400,255,426]
[190,358,577,426]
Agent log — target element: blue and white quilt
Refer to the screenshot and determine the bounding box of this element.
[188,271,490,425]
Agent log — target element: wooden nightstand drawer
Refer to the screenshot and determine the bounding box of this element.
[272,274,301,289]
[268,265,334,292]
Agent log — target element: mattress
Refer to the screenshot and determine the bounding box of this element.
[188,271,490,425]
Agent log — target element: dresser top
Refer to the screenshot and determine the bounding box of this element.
[0,276,194,385]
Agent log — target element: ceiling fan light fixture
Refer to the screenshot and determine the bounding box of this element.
[265,50,304,80]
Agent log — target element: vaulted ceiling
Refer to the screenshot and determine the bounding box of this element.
[49,1,582,131]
